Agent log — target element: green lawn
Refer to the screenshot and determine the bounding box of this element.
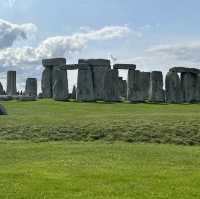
[0,141,199,199]
[1,100,200,144]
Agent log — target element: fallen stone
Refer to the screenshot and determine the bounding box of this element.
[17,96,37,101]
[0,95,12,101]
[148,71,165,102]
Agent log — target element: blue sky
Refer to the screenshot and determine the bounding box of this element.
[0,0,200,90]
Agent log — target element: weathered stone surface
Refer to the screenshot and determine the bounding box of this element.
[181,72,197,103]
[195,75,200,102]
[113,64,136,70]
[42,58,66,68]
[78,59,110,100]
[165,71,182,103]
[18,96,37,101]
[79,59,110,66]
[128,70,150,102]
[118,77,127,99]
[0,104,7,115]
[169,67,200,74]
[0,82,4,95]
[0,95,12,101]
[104,69,121,102]
[77,66,95,102]
[148,71,165,102]
[25,78,37,97]
[71,86,76,99]
[41,67,53,98]
[7,71,17,96]
[52,69,69,101]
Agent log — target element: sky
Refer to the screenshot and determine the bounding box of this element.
[1,0,200,91]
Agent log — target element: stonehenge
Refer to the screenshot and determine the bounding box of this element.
[1,57,200,104]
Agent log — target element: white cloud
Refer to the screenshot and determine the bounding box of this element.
[0,19,37,49]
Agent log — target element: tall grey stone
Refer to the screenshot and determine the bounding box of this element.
[25,78,37,97]
[128,70,150,102]
[148,71,165,102]
[71,86,76,100]
[195,74,200,102]
[52,69,69,101]
[41,58,67,98]
[0,104,7,115]
[181,72,197,103]
[165,71,182,103]
[0,82,4,95]
[104,69,121,102]
[77,66,94,102]
[7,71,17,96]
[118,77,127,99]
[78,59,111,101]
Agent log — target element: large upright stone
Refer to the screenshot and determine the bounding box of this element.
[78,59,111,101]
[41,58,67,98]
[25,78,37,97]
[7,71,17,96]
[71,86,76,99]
[195,75,200,102]
[0,82,4,95]
[104,69,121,102]
[128,70,150,102]
[77,65,94,102]
[53,69,69,101]
[148,71,165,102]
[165,71,182,103]
[0,104,7,115]
[181,72,197,103]
[118,77,127,99]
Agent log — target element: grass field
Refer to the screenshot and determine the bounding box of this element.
[1,100,200,144]
[1,100,200,198]
[0,141,199,199]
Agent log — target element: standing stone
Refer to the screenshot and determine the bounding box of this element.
[0,82,4,95]
[165,71,182,103]
[41,67,52,98]
[118,77,127,99]
[104,69,121,102]
[181,72,197,103]
[148,71,165,102]
[82,59,110,100]
[195,74,200,102]
[0,104,7,115]
[128,70,150,102]
[25,78,37,97]
[77,66,94,102]
[41,58,67,99]
[71,86,76,100]
[7,71,17,96]
[52,69,69,101]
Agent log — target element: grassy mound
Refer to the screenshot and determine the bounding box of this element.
[1,100,200,145]
[0,141,200,199]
